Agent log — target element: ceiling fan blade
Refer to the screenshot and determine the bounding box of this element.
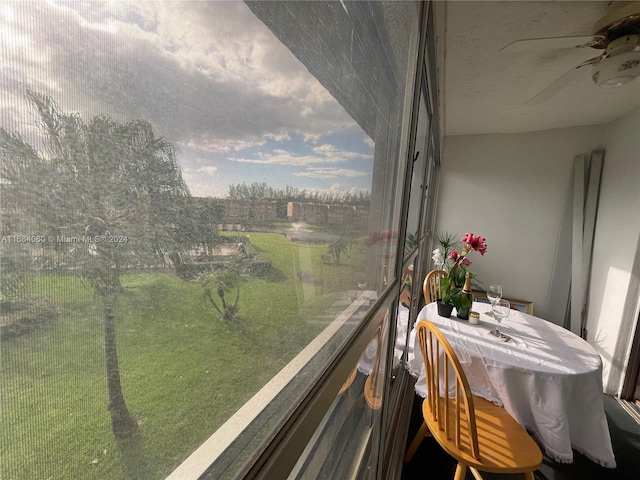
[500,35,602,53]
[592,2,640,35]
[524,52,603,105]
[525,66,586,105]
[576,54,604,68]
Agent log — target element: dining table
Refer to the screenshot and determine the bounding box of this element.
[407,301,616,468]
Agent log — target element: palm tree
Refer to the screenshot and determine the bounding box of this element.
[0,91,190,439]
[327,237,350,265]
[200,257,242,323]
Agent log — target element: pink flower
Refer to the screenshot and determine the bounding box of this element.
[461,232,487,255]
[474,237,487,255]
[460,258,472,267]
[449,250,459,261]
[461,232,474,245]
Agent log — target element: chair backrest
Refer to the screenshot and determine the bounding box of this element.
[423,269,447,304]
[399,265,414,307]
[416,320,480,459]
[363,324,384,409]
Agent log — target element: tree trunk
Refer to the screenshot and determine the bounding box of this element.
[103,293,138,439]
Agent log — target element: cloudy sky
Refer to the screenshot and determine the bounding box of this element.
[0,0,374,198]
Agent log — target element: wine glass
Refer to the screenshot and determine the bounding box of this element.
[486,284,502,318]
[489,299,511,339]
[357,279,368,299]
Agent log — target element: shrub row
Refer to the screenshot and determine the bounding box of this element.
[1,296,58,340]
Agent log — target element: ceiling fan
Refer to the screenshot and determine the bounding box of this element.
[500,1,640,103]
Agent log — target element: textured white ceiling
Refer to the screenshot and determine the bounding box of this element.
[443,1,640,135]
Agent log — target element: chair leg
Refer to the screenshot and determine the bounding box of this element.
[404,422,430,462]
[454,463,468,480]
[469,467,484,480]
[523,472,535,480]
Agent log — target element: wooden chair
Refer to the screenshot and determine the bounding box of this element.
[338,366,358,395]
[339,324,384,409]
[363,325,383,410]
[399,264,414,308]
[423,269,447,304]
[405,320,542,479]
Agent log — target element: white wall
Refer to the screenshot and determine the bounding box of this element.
[437,127,605,319]
[437,108,640,394]
[587,107,640,394]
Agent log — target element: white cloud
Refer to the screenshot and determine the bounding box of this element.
[312,143,371,161]
[1,1,355,146]
[183,179,224,199]
[233,152,335,167]
[232,143,371,169]
[294,168,368,179]
[1,1,373,198]
[363,136,375,149]
[198,165,218,175]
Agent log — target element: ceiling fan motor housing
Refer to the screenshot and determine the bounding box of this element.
[592,35,640,88]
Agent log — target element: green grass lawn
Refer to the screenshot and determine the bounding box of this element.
[1,232,366,480]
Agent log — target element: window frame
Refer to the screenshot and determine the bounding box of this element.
[240,3,432,479]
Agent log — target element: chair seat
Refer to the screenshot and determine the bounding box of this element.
[424,395,542,474]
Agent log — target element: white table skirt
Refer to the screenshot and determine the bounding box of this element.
[358,304,409,375]
[407,302,616,468]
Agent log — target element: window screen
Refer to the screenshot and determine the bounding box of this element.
[0,2,420,479]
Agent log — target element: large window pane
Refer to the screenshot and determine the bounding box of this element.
[0,1,420,479]
[288,301,394,480]
[404,85,430,258]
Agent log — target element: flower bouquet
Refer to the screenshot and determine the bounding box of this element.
[432,232,487,313]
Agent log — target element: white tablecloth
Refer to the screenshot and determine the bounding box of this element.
[407,302,616,468]
[358,304,409,375]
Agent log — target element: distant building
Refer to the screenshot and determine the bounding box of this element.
[222,199,278,222]
[287,202,328,224]
[327,204,360,225]
[287,202,368,229]
[192,197,367,228]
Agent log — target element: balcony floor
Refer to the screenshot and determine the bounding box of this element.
[402,394,640,480]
